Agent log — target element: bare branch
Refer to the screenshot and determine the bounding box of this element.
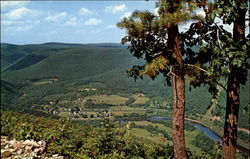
[217,28,222,49]
[184,64,207,72]
[167,66,178,77]
[213,81,227,91]
[185,64,227,90]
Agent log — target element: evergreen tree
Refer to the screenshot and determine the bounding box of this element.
[117,1,204,158]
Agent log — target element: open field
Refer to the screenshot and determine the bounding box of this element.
[130,121,204,154]
[32,78,59,85]
[132,94,150,105]
[85,95,129,105]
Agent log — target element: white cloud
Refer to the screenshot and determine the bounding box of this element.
[84,18,102,25]
[180,16,234,33]
[46,12,68,23]
[120,12,132,19]
[14,25,33,32]
[3,24,34,33]
[154,7,159,16]
[63,17,78,26]
[2,20,40,26]
[46,12,79,27]
[2,19,40,34]
[195,9,205,18]
[180,21,192,32]
[105,4,127,14]
[3,7,39,20]
[106,24,116,29]
[1,20,15,26]
[223,24,233,32]
[1,1,29,11]
[179,8,205,32]
[215,17,233,33]
[79,7,92,15]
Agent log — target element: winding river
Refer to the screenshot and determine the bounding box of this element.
[148,117,249,156]
[78,116,249,155]
[149,117,222,143]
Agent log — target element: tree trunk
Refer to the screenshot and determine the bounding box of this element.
[165,1,187,158]
[172,68,187,159]
[222,1,246,158]
[222,69,240,159]
[169,25,187,159]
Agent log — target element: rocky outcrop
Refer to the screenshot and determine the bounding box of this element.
[1,136,64,159]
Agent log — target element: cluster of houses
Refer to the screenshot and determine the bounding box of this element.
[78,88,97,92]
[42,99,111,119]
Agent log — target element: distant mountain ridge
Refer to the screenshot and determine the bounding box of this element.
[1,42,135,82]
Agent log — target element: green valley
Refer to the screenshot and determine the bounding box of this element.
[1,42,249,158]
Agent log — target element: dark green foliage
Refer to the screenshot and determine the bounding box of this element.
[117,1,207,82]
[1,43,28,70]
[1,43,165,105]
[214,1,248,24]
[191,132,215,155]
[182,3,249,158]
[186,148,216,159]
[0,80,21,105]
[2,47,131,82]
[238,131,250,143]
[182,0,249,98]
[151,120,172,129]
[150,120,196,132]
[125,97,136,106]
[1,42,83,71]
[2,54,46,72]
[130,122,172,140]
[185,122,196,131]
[1,110,175,159]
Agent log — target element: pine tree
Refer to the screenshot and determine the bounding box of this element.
[117,1,204,158]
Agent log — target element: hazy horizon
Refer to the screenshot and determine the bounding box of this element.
[1,41,126,45]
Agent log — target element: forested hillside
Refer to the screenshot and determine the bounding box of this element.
[1,43,249,126]
[1,43,249,158]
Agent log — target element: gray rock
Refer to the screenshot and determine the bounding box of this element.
[52,154,59,157]
[23,140,40,147]
[16,149,23,155]
[1,136,63,159]
[52,156,64,159]
[4,144,10,149]
[22,157,34,159]
[5,148,15,152]
[30,151,38,157]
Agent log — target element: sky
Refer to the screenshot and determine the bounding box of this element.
[1,1,248,45]
[1,1,157,45]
